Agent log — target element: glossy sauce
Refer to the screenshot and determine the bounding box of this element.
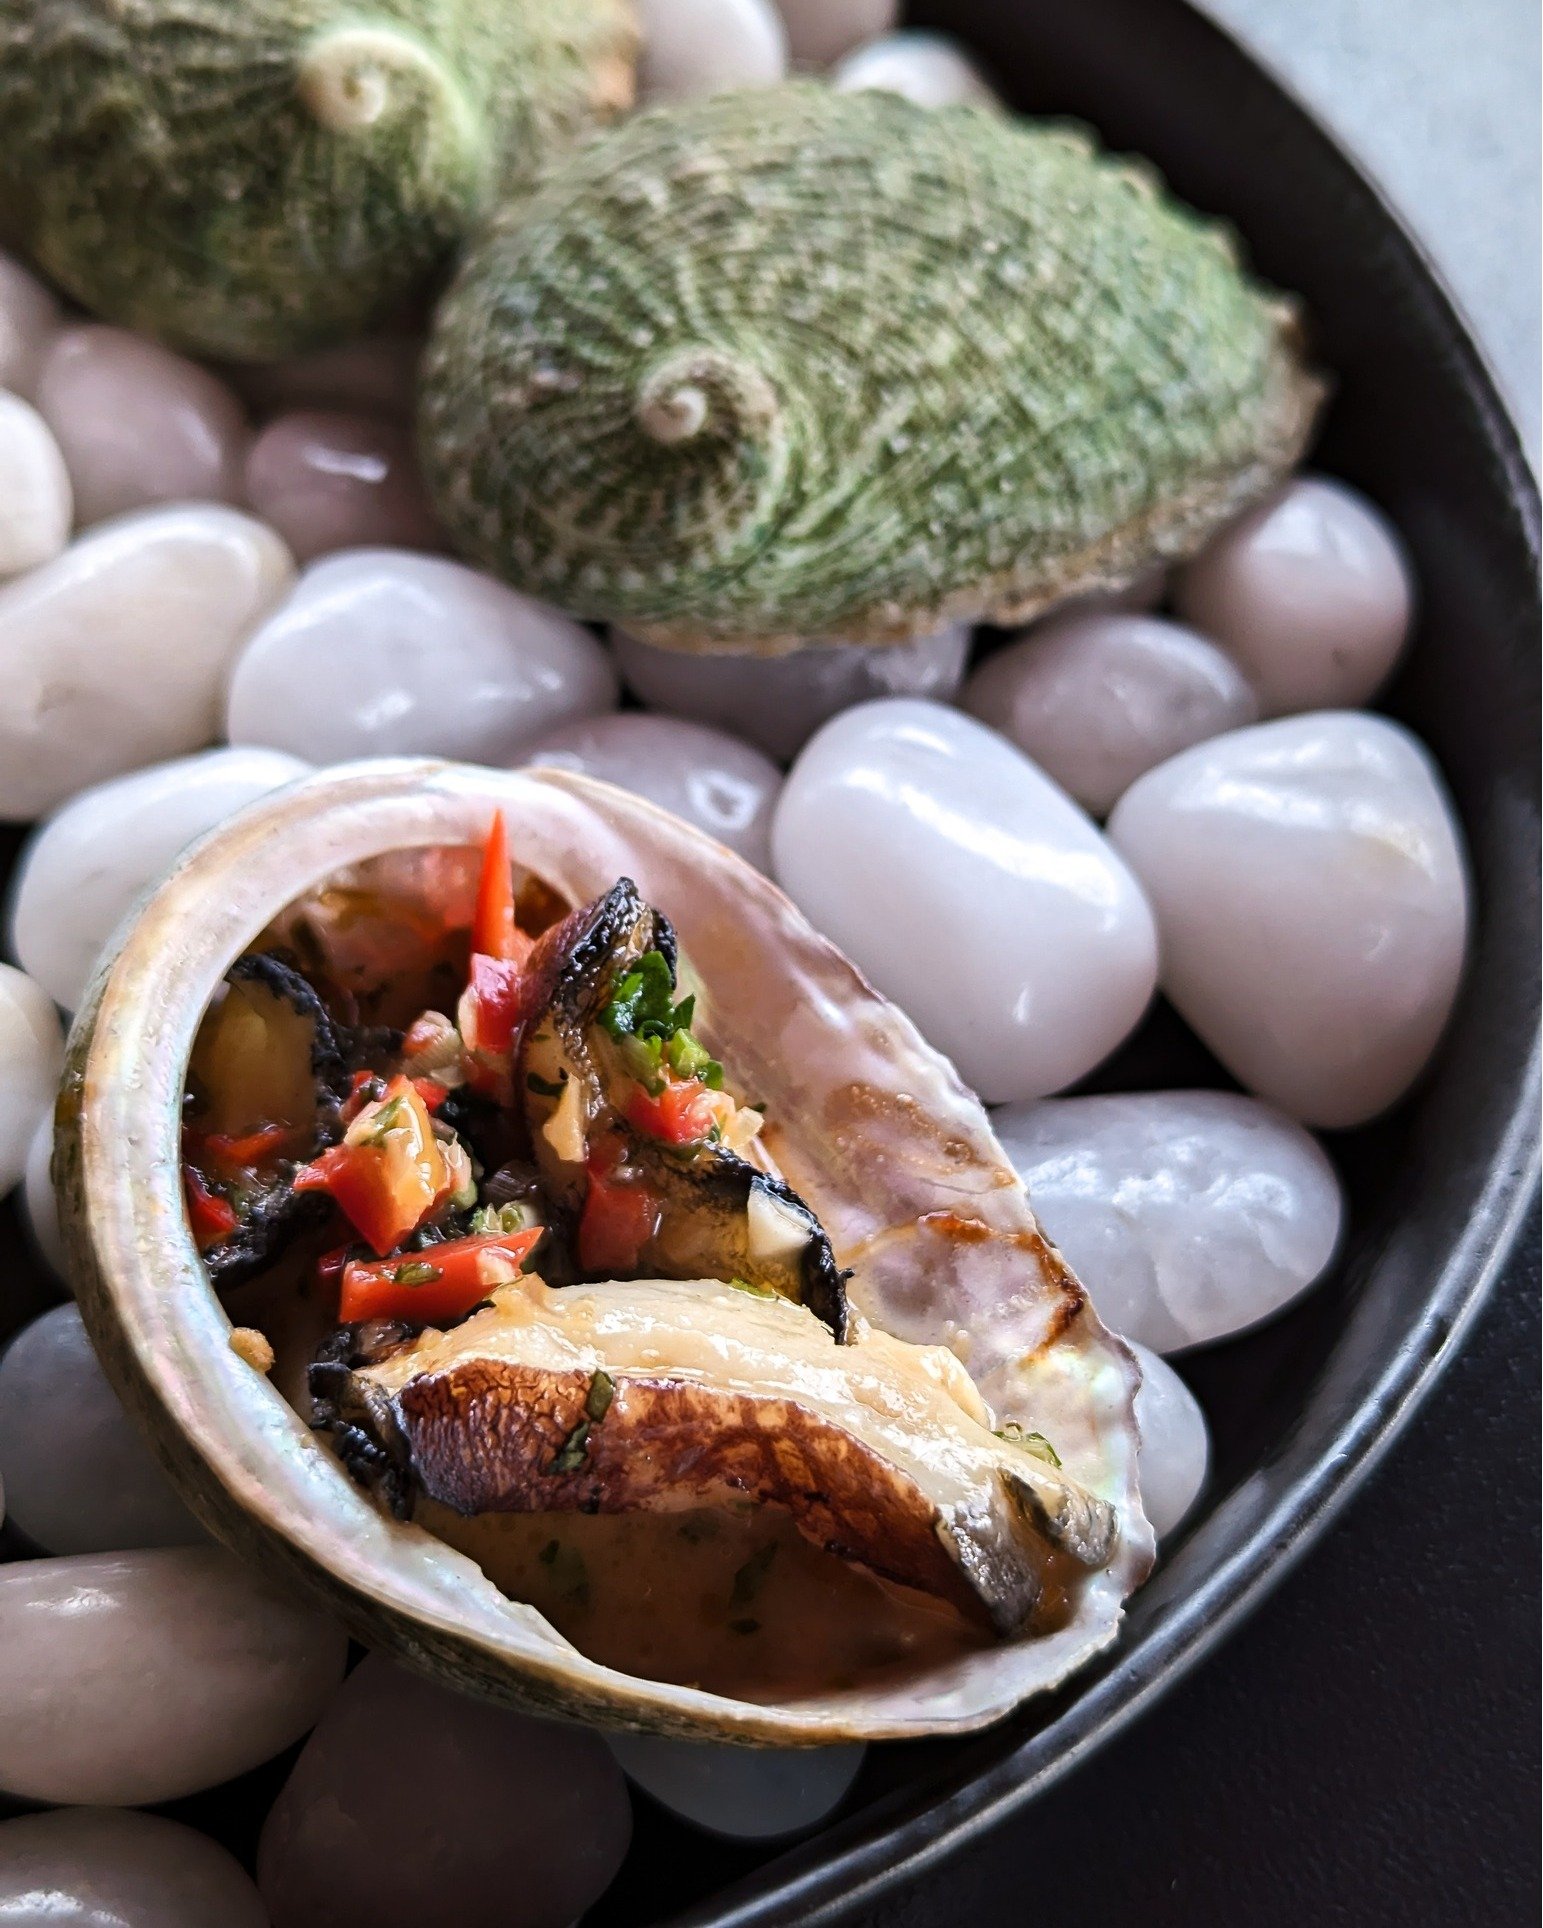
[418,1500,991,1702]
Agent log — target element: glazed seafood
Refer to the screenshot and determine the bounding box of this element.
[420,84,1322,650]
[58,759,1151,1740]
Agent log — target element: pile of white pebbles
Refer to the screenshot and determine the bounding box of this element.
[0,3,1472,1922]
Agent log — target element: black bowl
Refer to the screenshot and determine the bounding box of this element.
[0,0,1536,1920]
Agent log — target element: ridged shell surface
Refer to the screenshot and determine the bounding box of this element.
[419,84,1322,650]
[0,0,638,360]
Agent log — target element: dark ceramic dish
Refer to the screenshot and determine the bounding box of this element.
[0,0,1536,1920]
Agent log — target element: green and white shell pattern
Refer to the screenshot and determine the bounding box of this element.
[419,84,1324,651]
[0,0,638,361]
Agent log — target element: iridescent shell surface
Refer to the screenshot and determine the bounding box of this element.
[420,85,1321,649]
[56,759,1151,1742]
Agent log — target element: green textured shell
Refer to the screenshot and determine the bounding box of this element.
[418,84,1324,651]
[0,0,638,361]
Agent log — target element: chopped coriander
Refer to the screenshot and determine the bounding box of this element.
[996,1422,1062,1468]
[585,1369,614,1423]
[390,1260,441,1286]
[358,1094,405,1144]
[729,1541,778,1609]
[525,1071,567,1099]
[470,1202,532,1237]
[548,1419,590,1474]
[600,950,726,1091]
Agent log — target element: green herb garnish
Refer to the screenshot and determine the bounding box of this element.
[585,1369,614,1422]
[358,1094,405,1144]
[391,1260,441,1286]
[470,1202,532,1237]
[548,1370,613,1472]
[600,951,724,1089]
[996,1423,1062,1468]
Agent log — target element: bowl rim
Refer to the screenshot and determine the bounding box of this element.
[657,0,1542,1917]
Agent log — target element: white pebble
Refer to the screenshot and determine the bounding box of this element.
[21,1113,64,1279]
[994,1090,1343,1352]
[0,250,62,398]
[244,410,442,562]
[0,503,295,819]
[777,0,897,67]
[0,1808,267,1928]
[609,1733,864,1837]
[963,613,1258,817]
[35,324,249,526]
[613,624,970,761]
[225,549,616,767]
[0,1305,202,1554]
[0,1546,348,1805]
[0,964,63,1193]
[231,333,422,424]
[1129,1342,1209,1538]
[638,0,787,99]
[258,1655,631,1928]
[832,29,1000,108]
[518,711,782,870]
[1174,476,1415,715]
[9,746,310,1011]
[0,388,72,577]
[772,700,1157,1101]
[1108,713,1469,1127]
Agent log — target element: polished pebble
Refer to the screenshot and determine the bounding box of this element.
[21,1115,64,1278]
[0,250,62,398]
[776,0,897,66]
[257,1655,631,1928]
[0,504,295,819]
[832,29,1000,107]
[0,1546,348,1805]
[226,549,616,766]
[10,746,310,1011]
[1130,1342,1209,1538]
[638,0,787,99]
[0,1807,267,1928]
[0,1305,202,1554]
[518,711,782,869]
[1108,713,1469,1127]
[772,700,1157,1101]
[1174,476,1415,715]
[962,613,1258,817]
[244,410,442,562]
[0,389,72,577]
[0,964,63,1194]
[230,333,422,424]
[35,325,249,526]
[609,1734,865,1837]
[612,624,970,761]
[994,1090,1343,1352]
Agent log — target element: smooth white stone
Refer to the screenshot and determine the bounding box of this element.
[0,251,62,399]
[1108,713,1469,1127]
[10,746,310,1012]
[36,325,249,526]
[609,1734,865,1838]
[962,614,1259,817]
[612,624,971,761]
[832,29,1000,108]
[638,0,787,99]
[1130,1342,1209,1538]
[0,1808,267,1928]
[994,1090,1343,1352]
[0,389,72,577]
[517,711,782,870]
[225,549,616,766]
[0,964,63,1193]
[776,0,897,67]
[1174,476,1415,716]
[258,1655,631,1928]
[0,503,295,819]
[772,700,1158,1101]
[230,333,422,424]
[0,1546,348,1805]
[244,410,442,562]
[0,1305,202,1554]
[21,1114,65,1279]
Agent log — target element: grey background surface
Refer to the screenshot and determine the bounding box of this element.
[1201,0,1540,460]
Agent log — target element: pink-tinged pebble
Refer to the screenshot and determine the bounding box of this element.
[245,410,442,561]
